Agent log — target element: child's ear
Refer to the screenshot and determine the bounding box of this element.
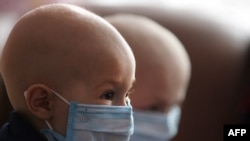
[24,84,53,120]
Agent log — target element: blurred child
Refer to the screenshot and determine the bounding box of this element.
[106,14,191,141]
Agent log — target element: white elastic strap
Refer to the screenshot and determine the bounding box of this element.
[24,91,28,98]
[49,89,70,105]
[45,89,69,130]
[45,120,53,130]
[24,89,69,105]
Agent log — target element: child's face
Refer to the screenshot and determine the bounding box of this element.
[51,59,135,135]
[48,29,136,136]
[130,65,186,113]
[55,53,136,106]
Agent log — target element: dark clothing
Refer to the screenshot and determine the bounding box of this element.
[241,45,250,124]
[0,111,46,141]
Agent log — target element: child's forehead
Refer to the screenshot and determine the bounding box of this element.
[86,56,135,82]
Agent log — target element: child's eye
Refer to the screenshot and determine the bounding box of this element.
[100,91,115,100]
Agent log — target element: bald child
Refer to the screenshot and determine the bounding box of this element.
[0,4,136,141]
[105,14,191,141]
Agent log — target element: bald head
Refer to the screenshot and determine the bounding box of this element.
[106,14,191,112]
[1,4,135,112]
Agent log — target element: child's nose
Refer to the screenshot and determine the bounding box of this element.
[113,99,127,106]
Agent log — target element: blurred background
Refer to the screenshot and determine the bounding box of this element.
[1,0,250,54]
[1,0,250,49]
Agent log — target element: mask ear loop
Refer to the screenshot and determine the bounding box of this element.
[44,89,71,130]
[45,120,53,130]
[24,91,28,99]
[49,89,70,105]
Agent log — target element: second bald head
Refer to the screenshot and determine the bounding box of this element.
[105,14,191,111]
[105,13,191,141]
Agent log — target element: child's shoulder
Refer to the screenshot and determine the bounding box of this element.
[0,122,11,141]
[0,112,45,141]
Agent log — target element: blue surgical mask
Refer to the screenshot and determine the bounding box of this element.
[38,89,134,141]
[130,105,181,141]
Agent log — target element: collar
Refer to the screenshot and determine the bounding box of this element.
[9,111,46,141]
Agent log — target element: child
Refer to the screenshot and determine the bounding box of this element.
[0,4,136,141]
[106,14,191,141]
